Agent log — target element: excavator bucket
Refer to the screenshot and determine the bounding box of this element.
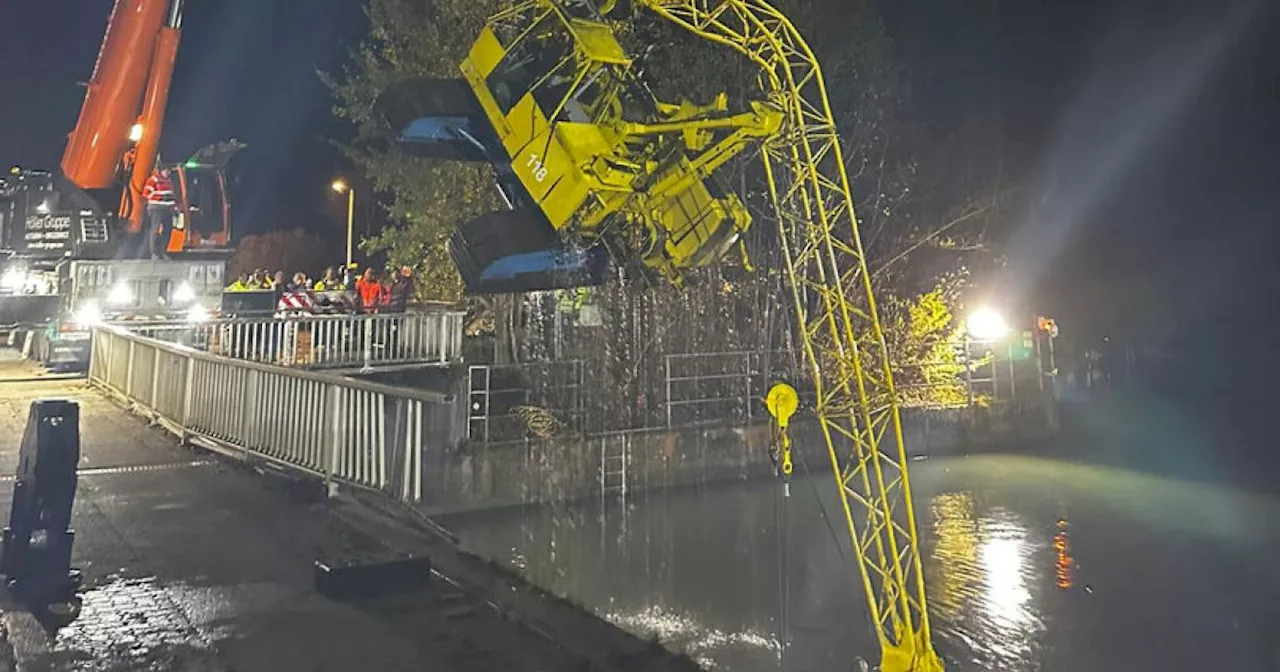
[449,208,608,295]
[375,78,492,162]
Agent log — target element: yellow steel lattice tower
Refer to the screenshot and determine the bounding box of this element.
[632,2,944,669]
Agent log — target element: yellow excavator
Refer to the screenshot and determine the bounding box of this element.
[378,1,945,670]
[377,2,781,294]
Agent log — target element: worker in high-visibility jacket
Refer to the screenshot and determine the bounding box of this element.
[141,166,177,259]
[556,287,590,314]
[225,274,252,291]
[355,268,383,313]
[313,267,345,291]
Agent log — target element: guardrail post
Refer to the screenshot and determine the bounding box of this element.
[326,385,342,497]
[438,314,448,364]
[376,394,387,490]
[398,400,419,502]
[238,369,254,455]
[665,356,673,429]
[90,329,104,383]
[362,317,373,373]
[125,340,137,400]
[150,347,162,410]
[181,356,196,436]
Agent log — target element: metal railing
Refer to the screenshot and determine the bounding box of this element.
[466,361,585,443]
[128,311,464,371]
[663,350,798,428]
[88,325,458,502]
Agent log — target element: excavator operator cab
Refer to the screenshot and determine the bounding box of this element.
[175,166,220,238]
[163,139,244,254]
[377,3,775,295]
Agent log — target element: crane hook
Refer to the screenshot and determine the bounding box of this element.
[766,383,798,495]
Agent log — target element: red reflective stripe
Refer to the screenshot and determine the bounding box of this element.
[276,292,315,312]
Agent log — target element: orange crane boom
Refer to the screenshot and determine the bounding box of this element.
[59,0,184,236]
[123,13,182,233]
[60,0,170,191]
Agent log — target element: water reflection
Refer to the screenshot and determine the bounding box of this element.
[444,455,1280,671]
[604,605,781,669]
[927,493,1045,669]
[975,511,1042,665]
[927,492,980,620]
[1053,519,1073,590]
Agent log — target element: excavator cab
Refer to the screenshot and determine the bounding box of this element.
[377,2,779,294]
[165,139,244,254]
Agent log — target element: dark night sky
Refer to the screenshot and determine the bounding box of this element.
[1,0,1278,350]
[892,0,1280,350]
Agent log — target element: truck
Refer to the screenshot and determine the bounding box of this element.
[0,0,240,370]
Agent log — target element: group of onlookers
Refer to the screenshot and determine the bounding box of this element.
[224,264,416,313]
[225,268,311,293]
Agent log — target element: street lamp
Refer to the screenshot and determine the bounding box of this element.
[966,307,1009,341]
[331,179,355,268]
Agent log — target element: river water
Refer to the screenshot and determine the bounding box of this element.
[443,452,1280,671]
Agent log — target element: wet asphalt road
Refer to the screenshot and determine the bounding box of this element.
[445,452,1280,671]
[0,363,683,672]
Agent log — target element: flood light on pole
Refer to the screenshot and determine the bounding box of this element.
[967,308,1009,341]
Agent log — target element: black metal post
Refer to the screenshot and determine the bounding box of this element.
[1,400,83,617]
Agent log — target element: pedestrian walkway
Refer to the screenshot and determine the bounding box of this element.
[0,363,699,672]
[131,310,464,372]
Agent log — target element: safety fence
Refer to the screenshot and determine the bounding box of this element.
[127,311,464,371]
[88,325,458,502]
[465,340,1058,443]
[663,350,799,428]
[663,338,1058,426]
[464,351,796,443]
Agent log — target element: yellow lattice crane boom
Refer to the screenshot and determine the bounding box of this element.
[377,2,943,669]
[634,4,944,670]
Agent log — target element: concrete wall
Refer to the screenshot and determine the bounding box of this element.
[419,423,772,515]
[416,398,1058,515]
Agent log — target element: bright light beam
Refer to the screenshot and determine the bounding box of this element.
[1001,0,1263,306]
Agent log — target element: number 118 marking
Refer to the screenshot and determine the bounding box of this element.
[526,153,549,183]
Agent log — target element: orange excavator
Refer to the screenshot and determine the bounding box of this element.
[0,0,237,365]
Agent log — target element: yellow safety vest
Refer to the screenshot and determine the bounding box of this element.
[556,287,590,314]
